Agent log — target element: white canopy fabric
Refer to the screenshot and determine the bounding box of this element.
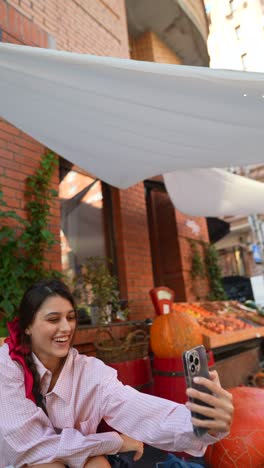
[0,42,264,215]
[164,168,264,217]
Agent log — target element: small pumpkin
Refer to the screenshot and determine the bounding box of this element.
[150,310,203,358]
[205,387,264,468]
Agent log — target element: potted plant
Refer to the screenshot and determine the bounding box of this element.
[73,256,128,325]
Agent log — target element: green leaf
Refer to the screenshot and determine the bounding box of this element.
[0,299,14,315]
[0,151,61,320]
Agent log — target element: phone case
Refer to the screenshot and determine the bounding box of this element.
[182,345,213,437]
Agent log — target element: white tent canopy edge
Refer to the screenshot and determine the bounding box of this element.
[0,42,264,216]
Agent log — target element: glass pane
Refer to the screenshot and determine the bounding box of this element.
[59,169,105,278]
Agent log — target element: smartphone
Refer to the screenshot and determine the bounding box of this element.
[182,345,213,437]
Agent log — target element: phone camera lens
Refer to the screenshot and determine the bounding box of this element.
[194,357,199,365]
[191,364,195,373]
[189,354,194,363]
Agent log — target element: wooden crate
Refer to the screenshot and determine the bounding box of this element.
[173,301,264,349]
[201,325,264,349]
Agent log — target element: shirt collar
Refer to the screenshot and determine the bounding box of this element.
[32,352,50,380]
[32,348,75,403]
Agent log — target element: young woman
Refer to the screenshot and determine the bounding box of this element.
[0,279,233,468]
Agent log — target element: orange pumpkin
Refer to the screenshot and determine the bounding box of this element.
[150,310,203,358]
[205,387,264,468]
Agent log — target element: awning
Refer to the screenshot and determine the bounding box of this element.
[164,168,264,217]
[0,43,264,216]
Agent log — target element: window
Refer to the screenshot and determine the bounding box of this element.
[235,25,241,40]
[241,52,249,70]
[59,160,117,280]
[59,169,105,278]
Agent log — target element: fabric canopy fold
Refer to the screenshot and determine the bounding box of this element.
[0,42,264,191]
[164,168,264,216]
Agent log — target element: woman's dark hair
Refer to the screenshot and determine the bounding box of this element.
[18,279,76,407]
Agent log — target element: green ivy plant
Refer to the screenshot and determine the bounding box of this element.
[0,151,62,335]
[204,243,227,301]
[0,191,27,329]
[188,239,206,279]
[189,239,227,301]
[23,151,60,276]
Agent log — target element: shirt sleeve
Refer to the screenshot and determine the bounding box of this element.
[0,360,123,468]
[98,360,227,458]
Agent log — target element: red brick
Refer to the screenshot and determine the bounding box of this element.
[5,168,27,180]
[1,185,19,199]
[6,197,21,209]
[0,129,14,142]
[11,137,43,152]
[0,0,8,29]
[0,140,8,152]
[0,148,14,160]
[0,121,20,136]
[0,176,23,189]
[2,31,21,44]
[22,16,33,42]
[14,154,40,169]
[8,3,23,37]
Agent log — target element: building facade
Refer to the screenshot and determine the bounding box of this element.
[205,0,264,71]
[204,0,264,301]
[0,0,211,322]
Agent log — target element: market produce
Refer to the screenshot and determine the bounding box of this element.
[173,302,253,334]
[198,315,251,334]
[205,387,264,468]
[150,310,203,358]
[171,300,264,349]
[173,303,212,318]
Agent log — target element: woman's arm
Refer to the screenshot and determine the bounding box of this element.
[99,362,233,457]
[0,368,123,468]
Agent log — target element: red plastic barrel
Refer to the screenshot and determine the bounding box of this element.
[109,356,153,394]
[153,350,215,404]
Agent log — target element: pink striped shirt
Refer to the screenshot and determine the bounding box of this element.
[0,344,224,467]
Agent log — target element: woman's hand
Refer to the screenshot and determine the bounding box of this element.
[119,433,144,461]
[185,370,234,435]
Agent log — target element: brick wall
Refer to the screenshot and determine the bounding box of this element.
[175,211,210,301]
[112,31,185,320]
[128,30,210,307]
[5,0,129,57]
[0,1,61,270]
[0,125,62,271]
[0,0,129,274]
[0,0,49,45]
[0,0,210,319]
[115,32,183,319]
[112,184,155,320]
[130,31,182,64]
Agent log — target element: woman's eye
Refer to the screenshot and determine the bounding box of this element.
[68,315,76,321]
[48,318,59,322]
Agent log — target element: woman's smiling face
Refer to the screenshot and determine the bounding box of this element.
[26,295,77,370]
